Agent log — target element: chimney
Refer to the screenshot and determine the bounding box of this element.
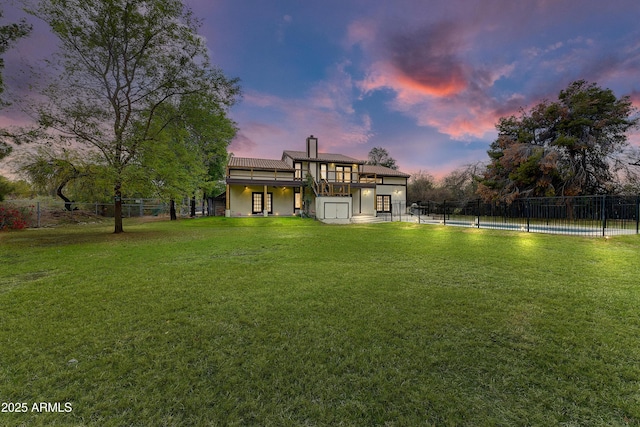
[306,135,318,158]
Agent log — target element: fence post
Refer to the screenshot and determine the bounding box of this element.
[477,198,481,228]
[601,194,607,237]
[443,200,447,225]
[526,199,530,233]
[636,195,640,234]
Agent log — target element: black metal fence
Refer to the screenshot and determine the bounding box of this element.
[410,195,640,237]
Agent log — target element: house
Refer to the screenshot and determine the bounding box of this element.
[224,135,410,223]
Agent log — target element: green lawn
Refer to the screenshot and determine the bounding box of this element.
[1,217,639,426]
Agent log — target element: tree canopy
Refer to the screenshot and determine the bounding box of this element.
[407,164,480,204]
[477,81,639,202]
[366,146,398,170]
[0,8,31,163]
[0,9,31,105]
[139,93,237,213]
[27,0,240,232]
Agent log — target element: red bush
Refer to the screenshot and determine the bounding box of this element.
[0,205,31,230]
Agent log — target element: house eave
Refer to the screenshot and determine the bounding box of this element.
[226,178,302,187]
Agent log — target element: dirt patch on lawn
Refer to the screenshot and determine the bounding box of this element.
[35,208,111,227]
[32,207,171,228]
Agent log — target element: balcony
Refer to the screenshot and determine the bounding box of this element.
[295,170,381,184]
[310,171,380,197]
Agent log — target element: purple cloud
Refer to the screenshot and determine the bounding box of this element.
[387,21,468,97]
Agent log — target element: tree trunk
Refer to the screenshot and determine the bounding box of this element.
[207,197,213,216]
[170,199,177,221]
[57,181,74,212]
[190,195,196,217]
[114,183,123,233]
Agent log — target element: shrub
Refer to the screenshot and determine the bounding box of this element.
[0,204,33,230]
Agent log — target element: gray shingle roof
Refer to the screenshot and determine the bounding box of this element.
[282,150,364,164]
[228,157,294,170]
[362,164,410,178]
[228,154,410,178]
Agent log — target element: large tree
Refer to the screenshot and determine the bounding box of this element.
[140,92,237,219]
[27,0,240,232]
[407,164,480,204]
[478,81,638,202]
[407,170,436,204]
[366,146,398,170]
[0,8,31,163]
[17,146,115,209]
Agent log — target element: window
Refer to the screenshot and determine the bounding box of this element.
[294,162,302,180]
[294,189,302,209]
[359,176,383,184]
[266,193,272,213]
[320,164,327,180]
[335,166,351,182]
[252,193,262,214]
[376,195,391,213]
[252,192,273,214]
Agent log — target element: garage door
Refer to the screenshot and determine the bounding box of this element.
[324,202,349,219]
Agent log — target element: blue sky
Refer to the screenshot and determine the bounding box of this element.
[3,0,640,177]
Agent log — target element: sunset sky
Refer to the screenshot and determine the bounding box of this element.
[2,0,640,177]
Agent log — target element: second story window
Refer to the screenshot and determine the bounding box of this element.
[336,166,351,182]
[294,162,302,179]
[320,164,327,180]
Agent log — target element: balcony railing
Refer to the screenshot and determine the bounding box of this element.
[313,179,351,197]
[227,168,380,187]
[227,168,295,181]
[296,170,380,184]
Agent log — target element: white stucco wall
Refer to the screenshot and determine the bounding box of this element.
[358,188,376,215]
[376,184,407,213]
[227,185,296,217]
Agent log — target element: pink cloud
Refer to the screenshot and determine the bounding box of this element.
[351,17,525,141]
[358,55,518,141]
[628,90,640,106]
[308,61,356,114]
[386,21,469,97]
[344,0,640,153]
[345,19,377,48]
[229,66,374,160]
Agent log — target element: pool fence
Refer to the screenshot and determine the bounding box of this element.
[407,195,639,237]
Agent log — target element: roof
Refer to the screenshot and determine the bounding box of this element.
[362,164,411,178]
[282,150,364,164]
[228,153,410,178]
[228,157,294,171]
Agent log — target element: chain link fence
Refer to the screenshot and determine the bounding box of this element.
[2,198,195,228]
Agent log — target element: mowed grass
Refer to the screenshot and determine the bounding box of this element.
[1,217,639,426]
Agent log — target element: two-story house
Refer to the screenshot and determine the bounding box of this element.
[224,135,410,223]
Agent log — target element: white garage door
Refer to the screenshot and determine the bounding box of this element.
[324,202,349,219]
